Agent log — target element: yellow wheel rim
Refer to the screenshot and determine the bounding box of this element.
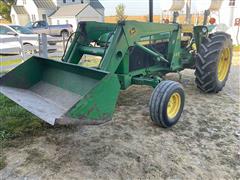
[167,92,181,119]
[218,48,231,82]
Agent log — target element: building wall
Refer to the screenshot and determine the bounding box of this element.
[76,5,103,23]
[50,6,103,31]
[18,14,30,25]
[95,8,105,20]
[51,17,77,30]
[217,0,240,44]
[16,0,24,5]
[52,0,89,7]
[218,0,240,26]
[15,0,56,23]
[38,9,56,23]
[10,7,30,25]
[16,0,39,22]
[10,8,18,24]
[15,0,104,24]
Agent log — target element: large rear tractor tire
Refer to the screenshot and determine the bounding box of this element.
[195,32,232,93]
[149,81,185,128]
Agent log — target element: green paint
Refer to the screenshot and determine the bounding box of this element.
[67,74,120,123]
[0,20,205,125]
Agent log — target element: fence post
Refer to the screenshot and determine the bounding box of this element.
[39,33,48,58]
[19,37,25,62]
[62,35,66,51]
[38,34,41,56]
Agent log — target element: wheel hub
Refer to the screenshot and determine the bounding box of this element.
[167,92,181,119]
[218,48,231,82]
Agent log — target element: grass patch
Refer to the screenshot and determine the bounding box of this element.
[0,59,22,66]
[80,55,101,67]
[0,94,45,140]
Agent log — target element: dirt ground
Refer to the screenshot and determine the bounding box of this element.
[0,62,240,179]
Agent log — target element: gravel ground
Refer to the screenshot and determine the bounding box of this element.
[0,57,239,180]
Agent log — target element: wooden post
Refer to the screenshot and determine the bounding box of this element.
[62,35,66,51]
[38,34,41,56]
[19,37,25,62]
[39,33,48,58]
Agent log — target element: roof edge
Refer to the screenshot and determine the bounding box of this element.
[49,3,89,18]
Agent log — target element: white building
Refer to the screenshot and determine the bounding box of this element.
[217,0,240,26]
[11,0,104,30]
[49,4,103,30]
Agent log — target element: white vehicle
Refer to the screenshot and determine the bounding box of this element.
[0,34,21,55]
[0,24,56,55]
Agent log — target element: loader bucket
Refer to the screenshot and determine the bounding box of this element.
[0,57,121,125]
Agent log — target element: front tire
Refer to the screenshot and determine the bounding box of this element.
[195,32,232,93]
[149,81,185,128]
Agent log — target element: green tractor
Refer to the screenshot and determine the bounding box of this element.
[0,19,232,128]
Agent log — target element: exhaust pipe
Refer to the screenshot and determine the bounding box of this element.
[149,0,153,22]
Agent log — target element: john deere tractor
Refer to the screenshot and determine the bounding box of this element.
[0,19,232,128]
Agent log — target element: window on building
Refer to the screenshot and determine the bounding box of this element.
[57,20,60,25]
[31,14,36,22]
[66,20,69,24]
[72,0,75,2]
[229,0,235,6]
[63,0,66,3]
[42,14,47,21]
[23,0,26,5]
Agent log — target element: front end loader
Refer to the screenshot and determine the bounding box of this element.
[0,20,232,128]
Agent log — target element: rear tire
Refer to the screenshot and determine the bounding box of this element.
[23,44,36,55]
[149,80,185,128]
[61,30,69,39]
[195,32,232,93]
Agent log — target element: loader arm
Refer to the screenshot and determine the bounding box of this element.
[63,21,181,74]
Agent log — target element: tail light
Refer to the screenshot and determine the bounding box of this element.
[209,18,216,25]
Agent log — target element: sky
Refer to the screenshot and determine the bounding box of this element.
[98,0,232,16]
[99,0,162,16]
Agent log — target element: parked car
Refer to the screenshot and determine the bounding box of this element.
[0,24,56,55]
[26,21,73,38]
[0,34,21,55]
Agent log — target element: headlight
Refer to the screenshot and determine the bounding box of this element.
[202,27,208,33]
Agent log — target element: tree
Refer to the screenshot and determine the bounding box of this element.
[115,3,127,21]
[0,0,16,22]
